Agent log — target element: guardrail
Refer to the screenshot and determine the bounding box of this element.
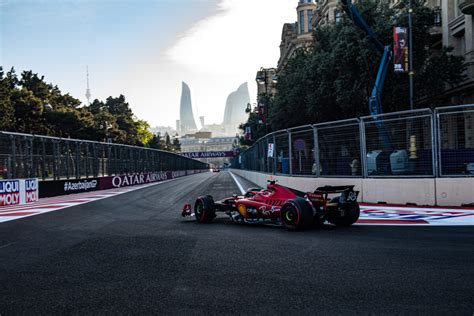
[0,132,209,180]
[234,105,474,178]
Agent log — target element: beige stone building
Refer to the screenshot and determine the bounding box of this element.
[277,0,317,72]
[313,0,341,27]
[255,1,317,101]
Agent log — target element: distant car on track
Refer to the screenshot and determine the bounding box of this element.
[182,179,360,230]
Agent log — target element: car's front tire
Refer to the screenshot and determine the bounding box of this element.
[195,195,216,223]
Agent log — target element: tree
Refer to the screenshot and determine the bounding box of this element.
[266,0,465,130]
[172,137,181,152]
[135,119,154,146]
[164,132,172,151]
[11,88,46,134]
[148,134,163,150]
[0,67,180,152]
[104,95,138,145]
[0,67,16,130]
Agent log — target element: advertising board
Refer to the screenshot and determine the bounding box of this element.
[36,169,208,198]
[39,178,100,198]
[0,180,20,206]
[0,179,39,206]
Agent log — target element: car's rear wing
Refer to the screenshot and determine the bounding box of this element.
[309,185,359,204]
[314,185,355,194]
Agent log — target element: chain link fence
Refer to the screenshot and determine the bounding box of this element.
[234,105,474,178]
[0,132,208,180]
[436,105,474,176]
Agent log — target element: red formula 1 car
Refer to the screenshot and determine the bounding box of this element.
[181,180,360,230]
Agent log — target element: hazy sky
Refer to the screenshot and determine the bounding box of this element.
[1,0,296,127]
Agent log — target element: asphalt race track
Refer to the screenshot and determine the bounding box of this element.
[1,171,473,314]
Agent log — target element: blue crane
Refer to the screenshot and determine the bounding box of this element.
[341,0,404,173]
[340,0,394,152]
[340,0,390,117]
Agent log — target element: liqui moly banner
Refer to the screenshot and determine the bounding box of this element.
[0,179,39,206]
[25,179,39,203]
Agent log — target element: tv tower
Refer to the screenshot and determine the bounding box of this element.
[85,66,91,105]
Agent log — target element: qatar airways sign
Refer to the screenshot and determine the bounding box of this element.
[180,151,235,159]
[110,172,168,188]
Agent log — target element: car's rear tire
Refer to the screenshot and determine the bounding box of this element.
[195,195,215,223]
[281,197,314,230]
[326,197,360,227]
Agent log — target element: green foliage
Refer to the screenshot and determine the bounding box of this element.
[148,132,180,152]
[0,67,178,152]
[0,67,16,130]
[135,119,154,146]
[148,134,163,150]
[262,0,466,131]
[172,137,181,152]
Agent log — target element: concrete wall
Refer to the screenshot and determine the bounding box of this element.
[231,169,474,206]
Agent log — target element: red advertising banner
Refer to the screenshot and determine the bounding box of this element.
[393,27,409,73]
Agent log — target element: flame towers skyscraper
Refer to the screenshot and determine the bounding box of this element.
[179,82,198,134]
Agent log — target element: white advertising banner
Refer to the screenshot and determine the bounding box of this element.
[267,143,274,158]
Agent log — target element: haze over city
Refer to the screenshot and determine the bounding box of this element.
[1,0,296,127]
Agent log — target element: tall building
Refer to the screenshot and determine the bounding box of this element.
[313,0,340,27]
[222,83,251,135]
[441,0,474,103]
[179,82,198,135]
[85,66,91,105]
[278,0,317,72]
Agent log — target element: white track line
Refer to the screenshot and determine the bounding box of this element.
[228,171,246,195]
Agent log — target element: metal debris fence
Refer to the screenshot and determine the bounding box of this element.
[235,105,474,178]
[0,132,209,180]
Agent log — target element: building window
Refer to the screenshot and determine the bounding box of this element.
[300,10,305,33]
[434,6,442,26]
[308,10,313,32]
[335,9,343,23]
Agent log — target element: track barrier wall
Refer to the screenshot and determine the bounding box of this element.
[0,132,209,181]
[39,169,207,198]
[234,105,474,178]
[233,105,474,206]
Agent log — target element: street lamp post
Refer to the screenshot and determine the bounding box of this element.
[255,67,278,127]
[99,121,113,143]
